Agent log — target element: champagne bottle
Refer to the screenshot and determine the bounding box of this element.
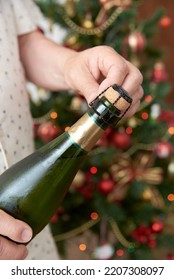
[0,85,132,238]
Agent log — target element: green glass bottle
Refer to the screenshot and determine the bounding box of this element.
[0,85,132,238]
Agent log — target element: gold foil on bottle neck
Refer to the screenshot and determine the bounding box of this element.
[100,87,130,112]
[68,113,104,152]
[68,86,131,151]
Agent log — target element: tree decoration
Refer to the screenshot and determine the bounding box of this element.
[98,178,115,195]
[110,154,163,188]
[150,104,161,120]
[112,130,131,150]
[37,121,60,143]
[131,221,164,248]
[109,217,135,248]
[158,109,174,128]
[62,0,130,36]
[34,0,174,260]
[93,243,114,259]
[168,158,174,178]
[152,62,168,83]
[63,8,124,35]
[54,218,100,242]
[142,186,165,209]
[151,220,164,234]
[159,16,172,28]
[70,95,84,111]
[154,141,173,158]
[126,31,146,52]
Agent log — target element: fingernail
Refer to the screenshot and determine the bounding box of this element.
[21,229,32,242]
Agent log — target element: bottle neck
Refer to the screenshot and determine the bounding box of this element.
[67,85,132,152]
[67,112,104,152]
[67,99,122,152]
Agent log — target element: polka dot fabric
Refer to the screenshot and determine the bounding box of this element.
[0,0,59,260]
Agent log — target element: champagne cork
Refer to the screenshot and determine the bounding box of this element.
[99,85,131,112]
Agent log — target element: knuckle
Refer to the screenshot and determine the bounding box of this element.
[132,69,143,85]
[116,61,129,77]
[121,61,129,74]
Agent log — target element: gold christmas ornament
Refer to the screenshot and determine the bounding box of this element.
[142,186,165,209]
[168,159,174,178]
[127,116,140,128]
[82,13,94,29]
[70,96,83,111]
[110,153,163,188]
[82,19,94,29]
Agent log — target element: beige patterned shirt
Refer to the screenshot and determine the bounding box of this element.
[0,0,59,259]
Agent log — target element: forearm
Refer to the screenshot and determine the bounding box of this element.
[18,30,143,117]
[18,31,76,91]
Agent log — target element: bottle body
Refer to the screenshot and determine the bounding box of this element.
[0,85,132,238]
[0,131,87,236]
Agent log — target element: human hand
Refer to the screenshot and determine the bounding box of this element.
[0,210,32,260]
[63,46,143,117]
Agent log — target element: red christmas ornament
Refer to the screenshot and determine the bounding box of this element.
[152,62,168,83]
[151,220,164,233]
[131,222,162,248]
[154,141,173,158]
[113,131,131,150]
[158,109,174,127]
[159,16,172,28]
[38,121,60,143]
[131,224,154,246]
[126,31,146,52]
[148,238,156,248]
[98,178,115,195]
[77,172,94,199]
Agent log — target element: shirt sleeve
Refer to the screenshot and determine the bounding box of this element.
[11,0,45,35]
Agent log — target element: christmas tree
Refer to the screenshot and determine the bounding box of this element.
[32,0,174,260]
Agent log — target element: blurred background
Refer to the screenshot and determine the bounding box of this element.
[138,0,174,105]
[31,0,174,260]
